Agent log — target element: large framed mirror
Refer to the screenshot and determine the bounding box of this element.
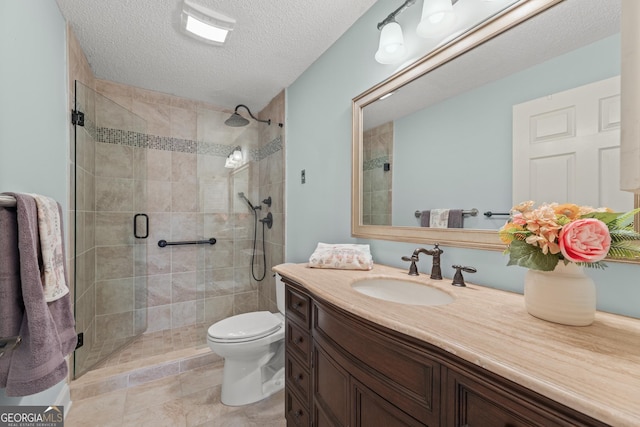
[352,0,637,252]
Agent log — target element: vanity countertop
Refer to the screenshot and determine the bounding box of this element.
[273,262,640,426]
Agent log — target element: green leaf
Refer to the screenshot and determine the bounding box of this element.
[609,229,640,242]
[506,240,560,271]
[576,261,607,270]
[585,208,640,230]
[582,211,620,225]
[608,240,640,259]
[610,208,640,229]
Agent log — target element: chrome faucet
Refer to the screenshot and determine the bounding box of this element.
[401,244,443,279]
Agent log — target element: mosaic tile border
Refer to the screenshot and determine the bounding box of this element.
[94,126,282,160]
[363,155,389,171]
[255,135,282,161]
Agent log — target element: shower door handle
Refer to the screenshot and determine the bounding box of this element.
[134,213,149,239]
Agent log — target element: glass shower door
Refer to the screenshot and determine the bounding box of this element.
[72,81,148,377]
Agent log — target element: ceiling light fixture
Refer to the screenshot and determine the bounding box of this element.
[375,0,459,64]
[181,0,235,46]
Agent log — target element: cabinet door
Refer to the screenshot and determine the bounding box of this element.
[313,343,349,427]
[353,379,428,427]
[446,369,601,427]
[313,302,440,424]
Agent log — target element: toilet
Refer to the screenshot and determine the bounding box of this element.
[207,273,286,406]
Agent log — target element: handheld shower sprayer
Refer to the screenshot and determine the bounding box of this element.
[238,192,260,211]
[237,192,272,282]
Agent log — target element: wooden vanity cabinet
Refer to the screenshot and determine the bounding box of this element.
[284,285,312,426]
[283,281,607,427]
[444,364,607,427]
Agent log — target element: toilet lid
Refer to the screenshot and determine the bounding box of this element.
[207,311,282,342]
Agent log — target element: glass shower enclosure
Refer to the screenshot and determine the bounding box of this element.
[72,81,148,377]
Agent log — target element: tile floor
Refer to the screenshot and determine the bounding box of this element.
[79,323,209,372]
[69,323,285,426]
[65,363,286,427]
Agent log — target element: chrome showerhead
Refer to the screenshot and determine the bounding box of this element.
[224,112,250,127]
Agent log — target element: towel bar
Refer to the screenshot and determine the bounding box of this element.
[0,195,17,207]
[0,335,22,358]
[483,211,511,217]
[414,208,478,218]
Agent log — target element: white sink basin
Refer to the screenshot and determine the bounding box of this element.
[351,278,454,306]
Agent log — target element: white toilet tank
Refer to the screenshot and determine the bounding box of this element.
[275,272,286,314]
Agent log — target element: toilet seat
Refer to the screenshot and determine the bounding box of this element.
[208,311,282,343]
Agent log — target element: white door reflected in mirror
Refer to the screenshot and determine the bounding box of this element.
[513,76,633,211]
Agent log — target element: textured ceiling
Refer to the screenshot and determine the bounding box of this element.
[55,0,378,111]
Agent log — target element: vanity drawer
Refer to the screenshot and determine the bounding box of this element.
[286,286,311,328]
[286,353,310,405]
[286,319,311,365]
[286,389,310,427]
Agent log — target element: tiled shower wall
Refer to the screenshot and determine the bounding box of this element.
[67,24,286,375]
[95,79,286,333]
[363,122,393,225]
[256,92,285,312]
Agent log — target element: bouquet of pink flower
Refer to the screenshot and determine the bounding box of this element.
[499,201,640,271]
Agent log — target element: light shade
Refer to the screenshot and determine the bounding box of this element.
[375,21,406,64]
[224,148,243,169]
[416,0,455,38]
[181,0,235,46]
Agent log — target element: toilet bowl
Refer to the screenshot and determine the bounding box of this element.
[207,273,286,406]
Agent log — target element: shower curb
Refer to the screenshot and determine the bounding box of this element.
[69,346,222,401]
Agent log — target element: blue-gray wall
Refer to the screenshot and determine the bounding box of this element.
[0,0,69,403]
[393,35,620,229]
[286,2,640,318]
[0,0,69,208]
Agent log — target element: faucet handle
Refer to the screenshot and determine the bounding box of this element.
[401,255,419,276]
[451,265,477,287]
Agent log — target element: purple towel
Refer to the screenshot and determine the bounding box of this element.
[420,210,430,227]
[0,193,77,396]
[447,209,463,228]
[0,205,22,387]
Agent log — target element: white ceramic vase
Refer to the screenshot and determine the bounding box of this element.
[524,262,596,326]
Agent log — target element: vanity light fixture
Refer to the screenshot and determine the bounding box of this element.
[181,0,235,46]
[225,146,243,169]
[375,0,416,64]
[375,0,459,64]
[417,0,456,38]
